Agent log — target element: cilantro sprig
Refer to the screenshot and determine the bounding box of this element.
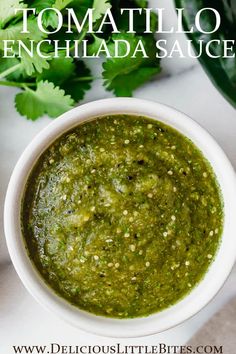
[0,0,161,120]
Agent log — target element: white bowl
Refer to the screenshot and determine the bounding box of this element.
[4,98,236,338]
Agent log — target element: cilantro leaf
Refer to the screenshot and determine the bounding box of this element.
[0,14,51,76]
[134,0,148,7]
[87,34,105,55]
[35,54,92,103]
[102,33,160,96]
[0,0,26,29]
[68,0,93,25]
[105,67,160,96]
[18,0,74,29]
[15,80,74,120]
[38,57,92,101]
[53,0,73,10]
[0,17,46,47]
[0,57,23,81]
[27,0,55,10]
[61,60,92,101]
[42,12,59,29]
[112,0,157,34]
[0,0,162,120]
[29,0,58,28]
[93,0,111,22]
[19,41,51,75]
[37,56,76,86]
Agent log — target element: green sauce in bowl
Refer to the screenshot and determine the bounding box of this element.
[22,115,223,318]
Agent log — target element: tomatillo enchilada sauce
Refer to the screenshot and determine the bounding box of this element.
[22,115,223,318]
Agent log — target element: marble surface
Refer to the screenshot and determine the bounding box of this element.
[1,1,236,352]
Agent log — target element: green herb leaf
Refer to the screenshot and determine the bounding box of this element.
[53,0,73,10]
[103,33,160,96]
[19,41,51,75]
[0,57,23,80]
[68,0,93,21]
[0,0,162,120]
[93,0,111,22]
[29,0,58,28]
[105,67,160,96]
[134,0,148,7]
[87,34,104,55]
[29,0,73,28]
[61,60,92,101]
[0,17,46,47]
[15,80,74,120]
[37,56,75,86]
[28,0,55,11]
[0,0,26,29]
[112,0,157,35]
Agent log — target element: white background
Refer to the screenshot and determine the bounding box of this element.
[1,1,236,352]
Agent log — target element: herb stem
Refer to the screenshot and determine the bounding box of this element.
[72,76,99,82]
[0,80,36,88]
[62,24,78,30]
[0,63,22,80]
[71,29,88,51]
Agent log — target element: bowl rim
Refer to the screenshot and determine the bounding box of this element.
[4,98,236,338]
